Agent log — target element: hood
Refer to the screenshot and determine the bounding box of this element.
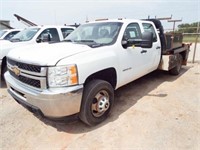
[0,40,34,59]
[0,40,12,45]
[7,42,92,66]
[0,40,28,48]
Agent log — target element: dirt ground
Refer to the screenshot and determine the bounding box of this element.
[0,44,200,150]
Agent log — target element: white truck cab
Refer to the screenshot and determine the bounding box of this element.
[5,19,190,126]
[0,25,75,77]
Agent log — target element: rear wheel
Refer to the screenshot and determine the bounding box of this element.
[169,54,183,75]
[79,80,114,126]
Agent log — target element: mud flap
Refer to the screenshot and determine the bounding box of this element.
[158,54,180,71]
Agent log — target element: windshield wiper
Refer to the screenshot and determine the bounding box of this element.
[63,39,72,42]
[10,38,21,42]
[91,43,107,48]
[74,40,107,48]
[74,40,96,43]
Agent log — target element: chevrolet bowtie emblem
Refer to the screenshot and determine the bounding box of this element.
[12,66,21,76]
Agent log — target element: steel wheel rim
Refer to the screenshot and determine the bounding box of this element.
[91,90,110,117]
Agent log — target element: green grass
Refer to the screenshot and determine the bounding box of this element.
[183,35,200,43]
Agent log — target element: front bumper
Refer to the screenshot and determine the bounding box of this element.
[5,71,83,118]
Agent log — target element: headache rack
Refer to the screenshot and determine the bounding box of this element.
[145,19,186,54]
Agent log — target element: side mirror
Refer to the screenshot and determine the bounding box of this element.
[36,38,42,43]
[122,31,153,49]
[36,33,51,43]
[140,31,153,48]
[121,40,128,48]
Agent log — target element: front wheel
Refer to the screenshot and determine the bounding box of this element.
[1,61,7,81]
[79,80,114,126]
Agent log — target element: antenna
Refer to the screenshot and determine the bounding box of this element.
[86,15,89,23]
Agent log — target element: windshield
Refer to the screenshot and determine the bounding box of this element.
[10,28,40,42]
[65,22,123,47]
[0,30,7,38]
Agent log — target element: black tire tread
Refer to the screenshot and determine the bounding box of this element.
[169,54,183,75]
[79,79,114,126]
[1,62,7,80]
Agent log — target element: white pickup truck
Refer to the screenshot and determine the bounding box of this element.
[5,19,190,126]
[0,25,75,78]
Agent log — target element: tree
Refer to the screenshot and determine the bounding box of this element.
[177,22,200,33]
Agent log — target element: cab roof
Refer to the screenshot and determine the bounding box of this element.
[87,18,153,24]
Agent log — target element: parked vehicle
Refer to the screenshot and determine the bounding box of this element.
[5,19,190,126]
[0,25,75,78]
[0,29,22,40]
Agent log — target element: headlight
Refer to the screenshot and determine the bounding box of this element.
[48,65,78,87]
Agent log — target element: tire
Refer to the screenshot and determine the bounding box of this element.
[169,54,183,75]
[1,62,7,81]
[79,80,114,126]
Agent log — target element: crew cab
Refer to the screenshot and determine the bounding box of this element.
[5,19,190,126]
[0,25,75,78]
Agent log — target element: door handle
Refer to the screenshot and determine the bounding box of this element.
[141,50,147,53]
[156,46,161,49]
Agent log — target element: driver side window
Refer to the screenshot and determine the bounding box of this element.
[123,23,142,40]
[37,28,60,42]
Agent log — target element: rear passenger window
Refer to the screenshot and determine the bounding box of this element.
[123,23,141,39]
[142,23,157,42]
[61,28,74,38]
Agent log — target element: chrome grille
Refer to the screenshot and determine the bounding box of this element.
[9,70,41,88]
[7,58,41,73]
[7,58,47,89]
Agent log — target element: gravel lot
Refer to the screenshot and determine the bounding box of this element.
[0,44,199,150]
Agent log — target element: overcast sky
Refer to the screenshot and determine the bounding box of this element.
[0,0,199,30]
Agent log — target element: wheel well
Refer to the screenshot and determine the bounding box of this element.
[84,68,117,89]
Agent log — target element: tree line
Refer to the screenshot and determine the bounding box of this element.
[177,22,200,33]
